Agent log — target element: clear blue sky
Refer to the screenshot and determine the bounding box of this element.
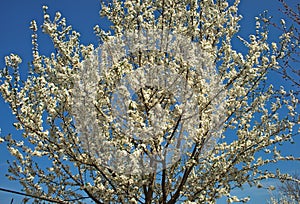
[0,0,299,203]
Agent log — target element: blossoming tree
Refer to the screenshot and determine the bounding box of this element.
[0,0,299,203]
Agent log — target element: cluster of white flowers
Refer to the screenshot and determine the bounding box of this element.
[72,29,227,176]
[0,0,298,203]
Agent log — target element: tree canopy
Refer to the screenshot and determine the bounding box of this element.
[0,0,299,203]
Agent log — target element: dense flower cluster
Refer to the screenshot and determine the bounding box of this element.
[0,0,299,203]
[73,29,227,176]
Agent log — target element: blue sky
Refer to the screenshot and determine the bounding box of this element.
[0,0,299,203]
